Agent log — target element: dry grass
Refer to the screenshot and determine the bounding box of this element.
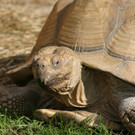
[0,0,57,84]
[0,0,57,58]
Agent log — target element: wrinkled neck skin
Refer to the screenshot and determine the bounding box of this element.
[46,67,111,108]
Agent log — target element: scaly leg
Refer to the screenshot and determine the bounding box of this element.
[34,108,123,130]
[119,97,135,135]
[34,109,99,127]
[0,81,69,116]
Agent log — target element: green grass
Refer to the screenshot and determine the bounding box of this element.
[0,112,129,135]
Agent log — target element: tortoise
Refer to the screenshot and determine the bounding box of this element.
[1,0,135,133]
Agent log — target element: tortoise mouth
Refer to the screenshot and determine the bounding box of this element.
[37,72,71,90]
[46,72,71,87]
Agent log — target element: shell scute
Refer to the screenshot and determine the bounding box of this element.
[106,16,135,60]
[57,0,104,51]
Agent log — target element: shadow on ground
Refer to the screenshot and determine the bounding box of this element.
[0,55,28,86]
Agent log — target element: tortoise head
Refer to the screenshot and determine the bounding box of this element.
[32,46,81,93]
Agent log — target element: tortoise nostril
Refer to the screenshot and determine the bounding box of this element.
[36,64,39,67]
[42,64,44,68]
[50,73,54,78]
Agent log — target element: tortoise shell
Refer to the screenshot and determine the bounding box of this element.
[7,0,135,85]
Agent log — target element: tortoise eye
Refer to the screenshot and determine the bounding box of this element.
[54,60,60,67]
[51,56,61,68]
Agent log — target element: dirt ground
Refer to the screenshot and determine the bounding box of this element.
[0,0,57,86]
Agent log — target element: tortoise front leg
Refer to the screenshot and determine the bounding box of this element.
[109,79,135,134]
[118,97,135,135]
[34,109,99,127]
[34,108,122,130]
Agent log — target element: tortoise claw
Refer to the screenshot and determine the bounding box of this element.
[34,109,59,121]
[120,109,135,134]
[119,97,135,134]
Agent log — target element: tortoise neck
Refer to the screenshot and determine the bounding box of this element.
[50,80,88,108]
[52,67,110,108]
[81,67,111,105]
